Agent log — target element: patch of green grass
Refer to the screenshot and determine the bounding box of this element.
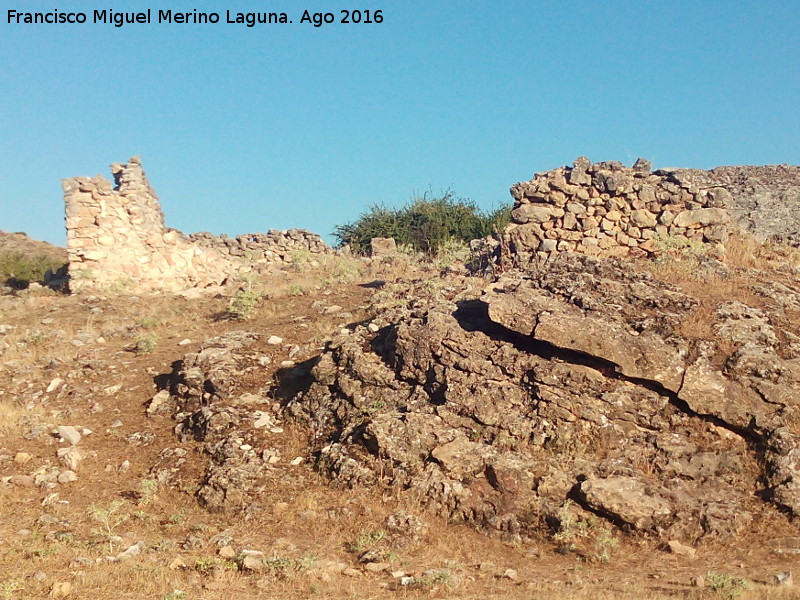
[348,529,386,553]
[418,570,453,588]
[0,580,24,599]
[227,278,264,320]
[553,499,618,561]
[88,500,130,551]
[137,478,159,506]
[433,237,471,272]
[194,557,237,573]
[166,510,187,526]
[653,233,707,260]
[287,284,304,297]
[262,555,317,578]
[138,316,160,329]
[591,526,619,563]
[289,249,315,272]
[706,572,751,600]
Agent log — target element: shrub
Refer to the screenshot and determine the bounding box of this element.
[0,250,65,288]
[333,190,510,254]
[227,278,264,320]
[706,572,751,600]
[134,333,158,355]
[138,316,160,329]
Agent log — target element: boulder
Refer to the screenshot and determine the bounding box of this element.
[672,208,729,228]
[578,476,673,531]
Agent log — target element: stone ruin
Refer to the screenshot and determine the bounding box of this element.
[63,157,331,293]
[501,156,800,267]
[62,155,800,292]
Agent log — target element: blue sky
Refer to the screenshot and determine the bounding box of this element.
[1,1,798,246]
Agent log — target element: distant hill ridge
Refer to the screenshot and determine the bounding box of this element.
[0,230,66,259]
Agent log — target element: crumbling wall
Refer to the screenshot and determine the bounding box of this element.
[665,164,800,247]
[502,157,732,266]
[63,157,331,293]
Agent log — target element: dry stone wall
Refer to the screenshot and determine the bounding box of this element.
[665,163,800,247]
[502,157,733,266]
[63,157,331,293]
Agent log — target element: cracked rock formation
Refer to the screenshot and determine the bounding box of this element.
[287,254,800,542]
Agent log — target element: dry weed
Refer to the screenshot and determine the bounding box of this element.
[0,400,30,436]
[725,234,800,272]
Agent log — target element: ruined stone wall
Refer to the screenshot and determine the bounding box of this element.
[666,164,800,247]
[63,157,331,293]
[502,157,733,266]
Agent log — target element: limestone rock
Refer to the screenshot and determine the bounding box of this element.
[672,208,729,228]
[278,252,800,544]
[511,204,559,224]
[57,426,81,446]
[632,158,652,174]
[630,209,658,228]
[666,540,697,558]
[578,476,673,531]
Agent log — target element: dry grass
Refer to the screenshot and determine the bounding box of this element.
[724,234,800,272]
[0,400,32,437]
[637,233,800,367]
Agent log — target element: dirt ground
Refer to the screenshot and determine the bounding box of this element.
[1,257,799,600]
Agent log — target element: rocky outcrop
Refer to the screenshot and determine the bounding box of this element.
[285,254,800,542]
[63,157,331,293]
[502,157,800,267]
[149,330,286,512]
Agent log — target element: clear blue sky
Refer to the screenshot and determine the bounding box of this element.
[1,1,798,246]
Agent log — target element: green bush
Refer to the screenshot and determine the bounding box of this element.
[134,333,159,355]
[333,191,510,254]
[0,251,65,287]
[706,572,751,600]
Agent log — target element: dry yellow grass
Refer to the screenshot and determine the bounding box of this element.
[636,233,800,369]
[724,234,800,272]
[0,400,31,437]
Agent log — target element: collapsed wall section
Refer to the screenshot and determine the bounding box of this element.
[63,157,331,292]
[502,157,733,266]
